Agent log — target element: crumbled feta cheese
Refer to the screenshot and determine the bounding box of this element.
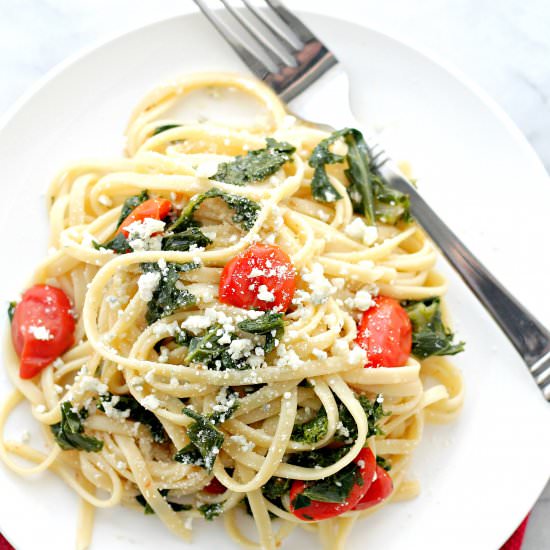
[27,325,53,341]
[248,267,266,278]
[228,338,254,360]
[142,395,160,410]
[181,314,213,334]
[80,376,109,395]
[312,348,328,360]
[348,345,367,365]
[126,218,165,252]
[257,285,275,303]
[344,218,378,246]
[137,271,161,302]
[158,346,170,363]
[302,264,335,305]
[354,289,373,311]
[230,434,255,453]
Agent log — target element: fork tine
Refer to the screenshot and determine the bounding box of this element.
[264,0,316,43]
[218,0,293,67]
[241,0,302,52]
[193,0,271,80]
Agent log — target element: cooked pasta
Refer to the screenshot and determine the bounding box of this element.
[0,73,464,550]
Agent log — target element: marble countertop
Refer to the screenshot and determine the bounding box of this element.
[0,0,548,548]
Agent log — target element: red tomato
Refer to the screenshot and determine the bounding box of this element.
[117,198,172,237]
[203,477,226,494]
[289,448,376,521]
[355,296,412,368]
[11,285,76,379]
[219,244,296,311]
[353,465,393,511]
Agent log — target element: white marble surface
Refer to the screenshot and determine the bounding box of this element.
[0,0,548,548]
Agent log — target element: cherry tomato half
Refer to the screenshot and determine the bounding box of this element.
[356,296,412,368]
[219,244,296,311]
[203,477,226,494]
[353,465,393,511]
[11,285,75,379]
[117,198,172,237]
[289,448,376,521]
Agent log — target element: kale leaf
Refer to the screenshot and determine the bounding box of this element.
[99,393,167,443]
[136,489,192,514]
[174,408,224,473]
[162,227,212,251]
[169,188,260,233]
[7,301,16,322]
[404,297,465,358]
[291,407,328,444]
[152,124,181,137]
[376,456,392,471]
[310,128,411,225]
[184,325,251,371]
[211,138,295,186]
[237,312,284,353]
[335,394,388,443]
[198,502,224,520]
[288,446,351,469]
[309,131,346,203]
[93,232,130,254]
[141,262,198,324]
[117,190,149,228]
[301,462,363,503]
[262,477,292,503]
[51,402,104,452]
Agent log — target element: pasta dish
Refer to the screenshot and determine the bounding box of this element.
[0,73,464,550]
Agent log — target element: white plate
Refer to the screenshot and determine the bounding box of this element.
[1,9,550,550]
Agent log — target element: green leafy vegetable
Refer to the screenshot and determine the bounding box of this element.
[117,190,149,228]
[301,462,363,503]
[237,312,284,353]
[184,324,252,371]
[93,233,130,254]
[136,489,192,514]
[175,408,224,473]
[7,301,16,322]
[289,446,351,469]
[291,407,328,444]
[291,493,312,510]
[376,456,392,471]
[198,502,224,520]
[404,297,465,358]
[309,131,346,203]
[309,128,411,225]
[262,477,292,503]
[162,227,212,251]
[152,124,181,137]
[99,393,167,443]
[335,394,388,443]
[211,138,295,186]
[141,262,198,324]
[169,188,260,233]
[51,402,104,452]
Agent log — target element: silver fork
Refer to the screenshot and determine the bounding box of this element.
[193,0,550,400]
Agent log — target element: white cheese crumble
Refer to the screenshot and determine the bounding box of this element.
[98,194,112,207]
[137,271,161,302]
[230,434,255,453]
[80,375,109,395]
[228,338,254,360]
[126,218,165,252]
[354,289,374,311]
[142,395,160,410]
[27,325,53,341]
[348,345,367,365]
[312,348,328,360]
[257,285,275,303]
[344,218,378,246]
[302,264,335,305]
[181,314,213,334]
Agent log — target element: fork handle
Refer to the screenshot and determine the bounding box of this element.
[378,162,550,367]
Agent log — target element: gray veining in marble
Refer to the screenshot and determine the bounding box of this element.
[0,0,548,548]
